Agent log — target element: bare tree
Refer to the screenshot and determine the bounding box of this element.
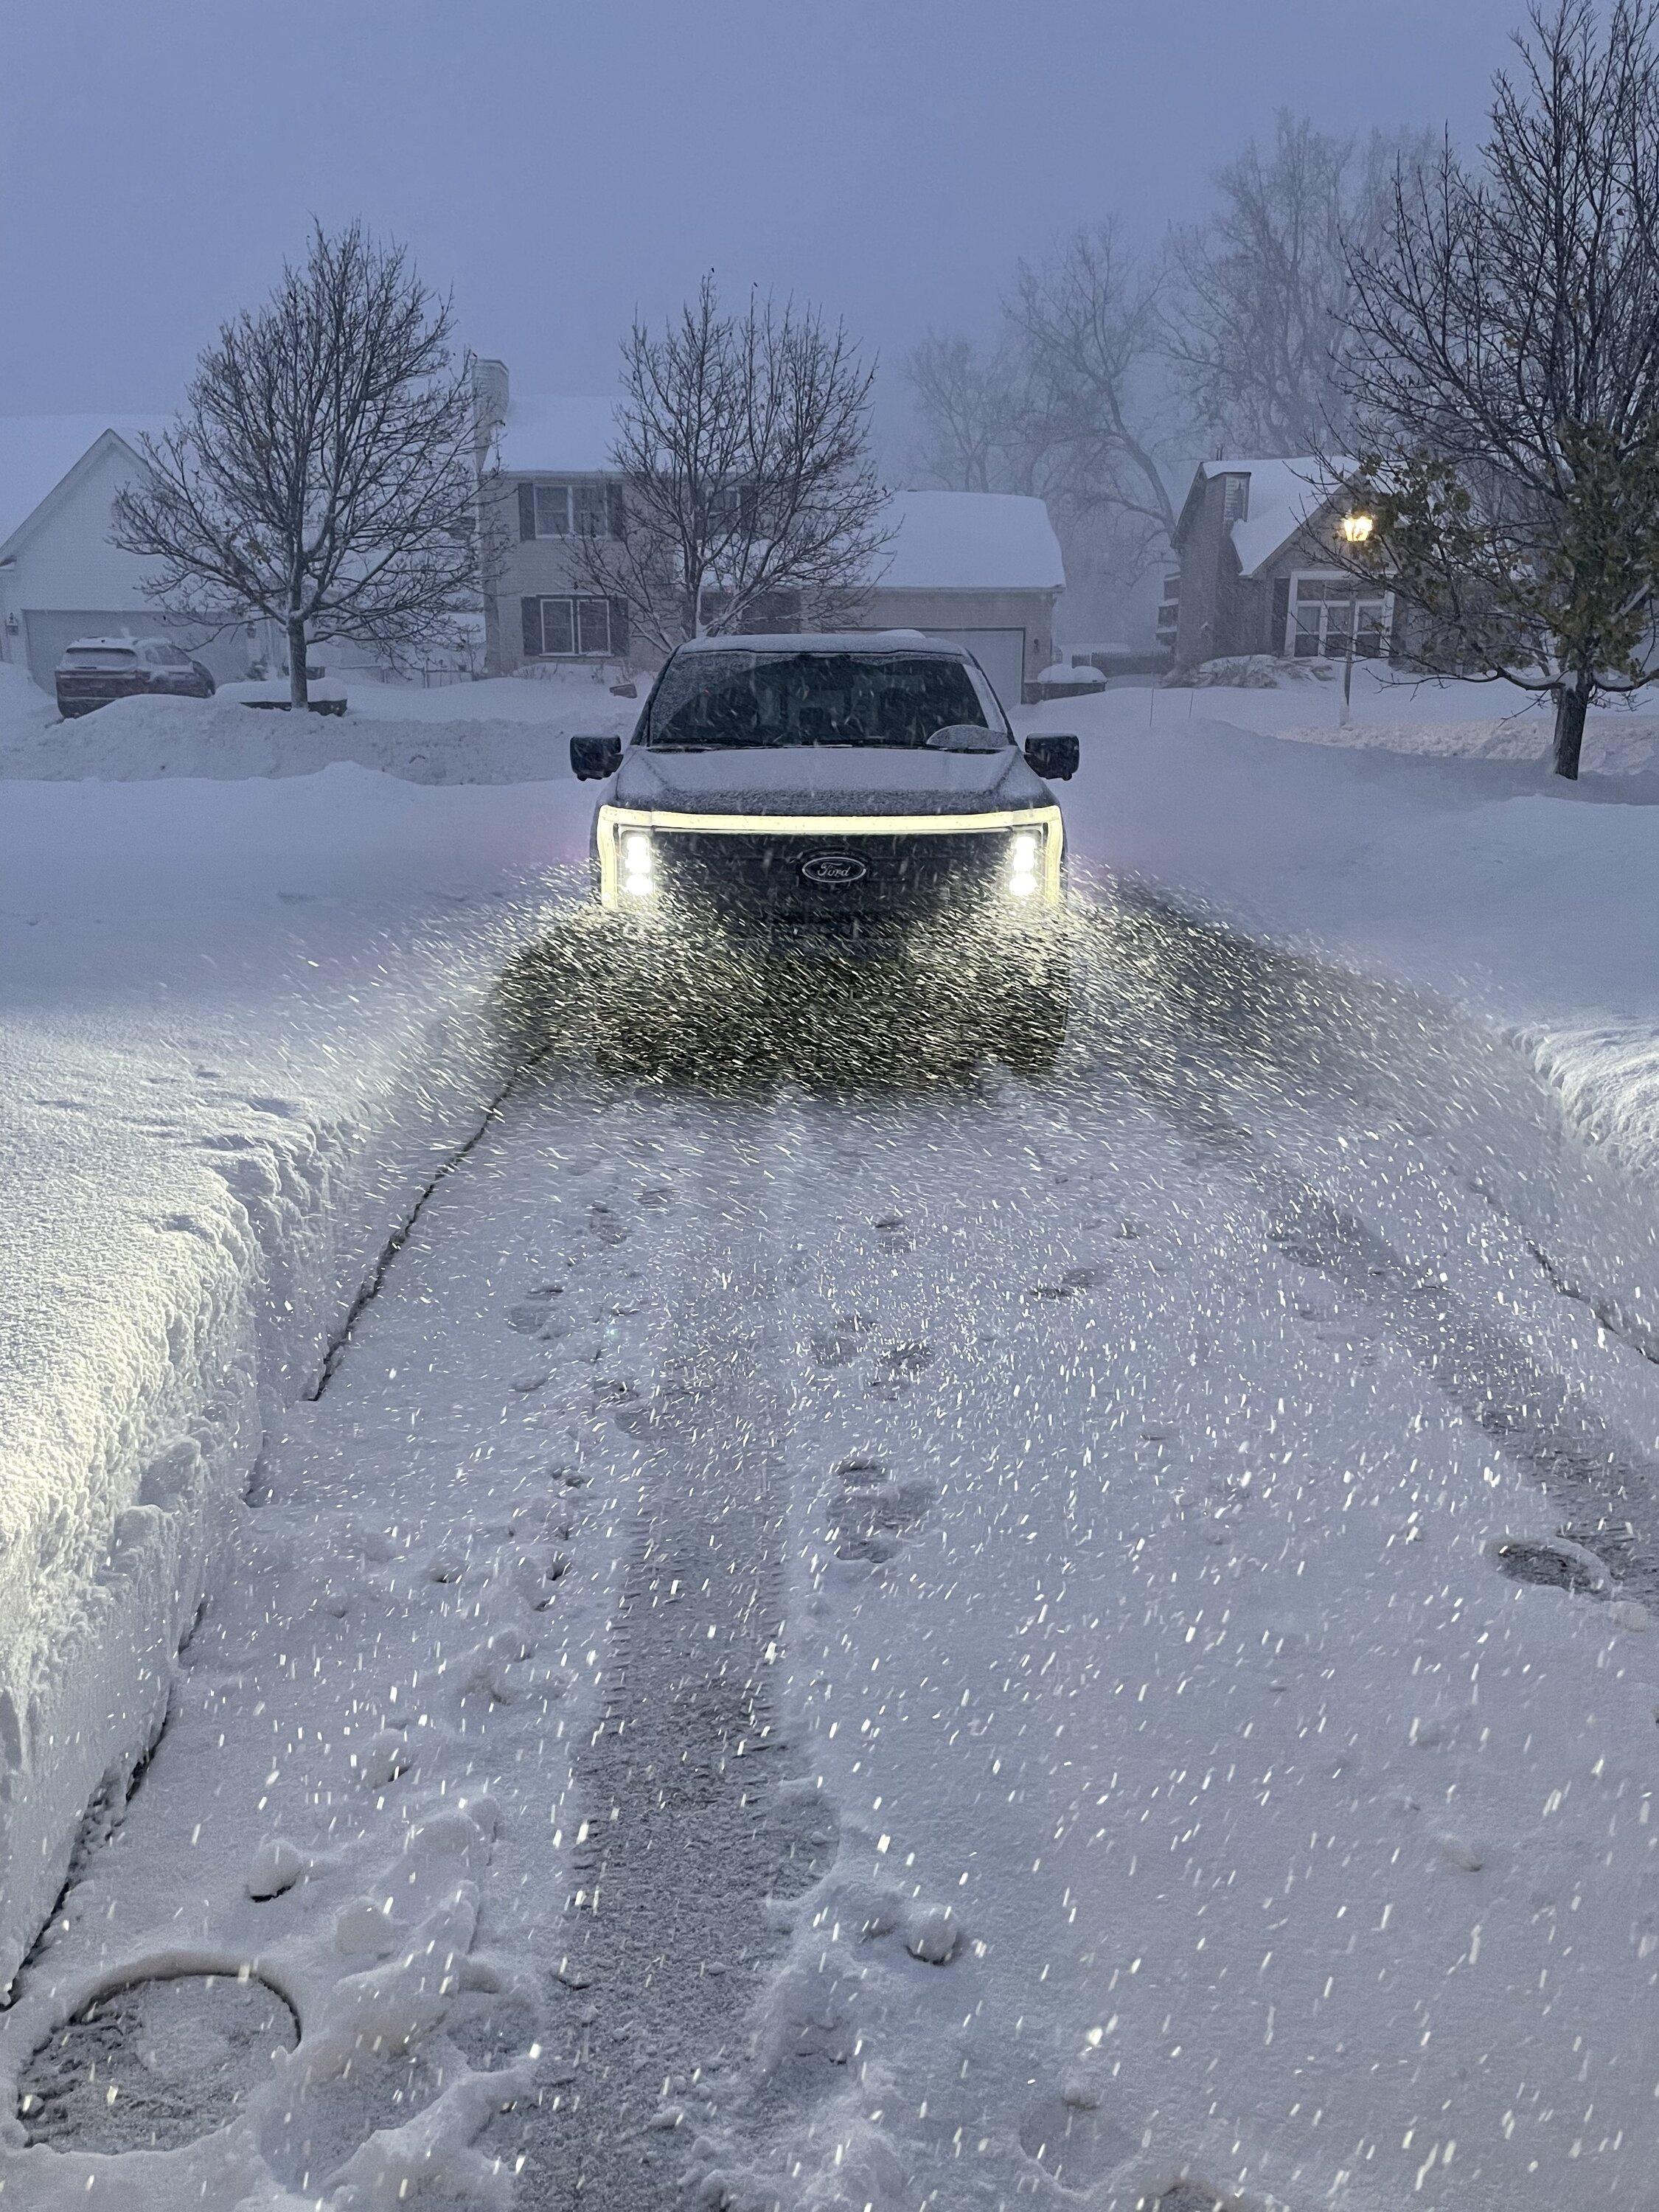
[1343,0,1659,776]
[574,277,891,652]
[114,223,479,711]
[903,332,1026,492]
[1007,224,1179,582]
[1168,115,1428,454]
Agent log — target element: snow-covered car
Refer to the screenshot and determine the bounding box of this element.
[568,631,1079,1068]
[54,637,215,718]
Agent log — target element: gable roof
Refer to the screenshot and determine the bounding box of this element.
[0,415,168,554]
[873,490,1064,593]
[1178,456,1355,578]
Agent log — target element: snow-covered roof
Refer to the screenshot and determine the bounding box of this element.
[874,490,1064,593]
[1198,456,1355,577]
[489,411,1064,594]
[493,395,625,475]
[0,415,167,550]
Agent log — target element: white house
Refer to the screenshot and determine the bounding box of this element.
[0,417,419,691]
[477,361,1065,706]
[0,417,191,686]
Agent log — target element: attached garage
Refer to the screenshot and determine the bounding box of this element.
[911,627,1027,714]
[857,491,1065,707]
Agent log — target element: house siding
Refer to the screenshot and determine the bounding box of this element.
[484,475,627,676]
[483,490,1062,686]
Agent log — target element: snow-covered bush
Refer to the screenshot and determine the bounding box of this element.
[1166,653,1334,689]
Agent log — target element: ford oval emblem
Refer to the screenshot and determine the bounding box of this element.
[800,852,868,885]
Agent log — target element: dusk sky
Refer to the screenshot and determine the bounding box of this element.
[4,0,1526,425]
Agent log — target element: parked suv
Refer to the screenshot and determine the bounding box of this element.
[55,637,216,718]
[569,631,1079,1070]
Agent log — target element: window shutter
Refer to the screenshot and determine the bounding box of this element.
[518,482,536,541]
[521,597,542,658]
[606,483,625,539]
[608,597,630,658]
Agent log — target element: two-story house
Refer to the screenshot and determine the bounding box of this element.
[474,359,1065,706]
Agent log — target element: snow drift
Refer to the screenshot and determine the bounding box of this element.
[0,756,588,1989]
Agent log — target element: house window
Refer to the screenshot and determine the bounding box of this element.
[531,481,615,538]
[1288,573,1390,658]
[571,484,609,537]
[529,596,619,657]
[1221,473,1249,524]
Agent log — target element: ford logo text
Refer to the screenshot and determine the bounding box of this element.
[799,852,868,885]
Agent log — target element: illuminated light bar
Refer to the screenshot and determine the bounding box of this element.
[596,804,1065,909]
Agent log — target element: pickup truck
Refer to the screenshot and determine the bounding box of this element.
[570,633,1079,1072]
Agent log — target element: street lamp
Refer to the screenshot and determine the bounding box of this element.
[1338,511,1375,728]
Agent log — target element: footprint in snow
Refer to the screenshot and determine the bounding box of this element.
[507,1285,568,1338]
[808,1312,874,1368]
[613,1377,721,1440]
[1026,1265,1105,1301]
[869,1213,914,1253]
[827,1456,937,1564]
[764,1776,841,1901]
[1489,1533,1609,1597]
[868,1342,935,1397]
[1018,2092,1135,2186]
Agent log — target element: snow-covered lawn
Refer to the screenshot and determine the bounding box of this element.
[1134,656,1659,774]
[0,666,636,784]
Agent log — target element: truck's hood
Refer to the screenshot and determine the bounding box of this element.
[610,742,1052,817]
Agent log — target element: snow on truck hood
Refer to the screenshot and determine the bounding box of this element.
[611,742,1051,817]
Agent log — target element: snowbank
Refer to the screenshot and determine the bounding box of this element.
[0,668,637,783]
[0,661,54,744]
[0,752,589,1988]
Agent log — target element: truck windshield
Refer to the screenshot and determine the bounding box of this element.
[646,650,999,748]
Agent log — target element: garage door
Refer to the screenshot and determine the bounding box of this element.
[917,628,1027,714]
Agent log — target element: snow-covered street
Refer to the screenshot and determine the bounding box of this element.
[4,875,1656,2211]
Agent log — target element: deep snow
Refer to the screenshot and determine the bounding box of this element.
[4,668,1659,2208]
[0,753,589,1993]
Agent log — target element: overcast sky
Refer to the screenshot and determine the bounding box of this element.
[4,0,1525,432]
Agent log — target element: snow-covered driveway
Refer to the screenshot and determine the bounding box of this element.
[4,897,1655,2212]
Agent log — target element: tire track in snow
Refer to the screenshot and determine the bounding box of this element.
[517,1095,798,2210]
[1065,889,1659,1601]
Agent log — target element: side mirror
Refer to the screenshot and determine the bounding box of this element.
[1024,731,1079,782]
[571,732,623,781]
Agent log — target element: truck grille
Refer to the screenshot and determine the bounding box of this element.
[651,828,1009,925]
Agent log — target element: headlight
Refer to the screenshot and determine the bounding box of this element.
[1006,828,1042,900]
[619,827,654,900]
